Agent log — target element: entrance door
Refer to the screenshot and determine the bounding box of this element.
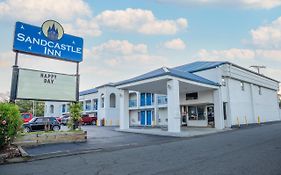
[206,105,214,127]
[146,111,152,125]
[140,111,146,125]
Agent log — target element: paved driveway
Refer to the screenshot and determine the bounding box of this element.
[24,125,180,156]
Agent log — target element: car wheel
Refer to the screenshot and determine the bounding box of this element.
[52,125,60,131]
[92,121,96,125]
[24,127,30,132]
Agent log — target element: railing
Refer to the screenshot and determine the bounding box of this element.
[157,96,167,105]
[129,99,137,107]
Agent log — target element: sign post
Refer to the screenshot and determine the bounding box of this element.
[10,20,83,103]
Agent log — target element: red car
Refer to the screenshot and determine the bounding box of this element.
[21,113,33,123]
[81,115,97,125]
[56,115,69,124]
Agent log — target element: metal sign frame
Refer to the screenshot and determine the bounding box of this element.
[10,20,82,103]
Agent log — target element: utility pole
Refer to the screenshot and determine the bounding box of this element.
[250,65,266,74]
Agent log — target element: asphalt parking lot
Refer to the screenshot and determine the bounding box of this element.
[24,125,180,157]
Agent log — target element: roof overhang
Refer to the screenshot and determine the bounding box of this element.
[117,75,219,94]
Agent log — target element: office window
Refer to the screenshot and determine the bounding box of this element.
[186,92,198,100]
[258,86,262,95]
[50,105,54,114]
[62,104,66,113]
[241,82,245,91]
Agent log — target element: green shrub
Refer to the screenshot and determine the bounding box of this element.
[67,102,82,130]
[0,103,23,148]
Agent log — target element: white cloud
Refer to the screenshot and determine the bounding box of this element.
[197,48,256,60]
[0,0,91,23]
[63,18,101,37]
[78,40,168,89]
[93,40,148,55]
[163,38,186,50]
[251,17,281,49]
[95,8,188,35]
[197,48,281,62]
[157,0,281,9]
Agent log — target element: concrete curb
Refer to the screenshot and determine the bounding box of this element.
[115,128,233,138]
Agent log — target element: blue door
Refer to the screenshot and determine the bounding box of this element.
[140,111,146,125]
[140,93,146,106]
[146,111,152,125]
[146,93,152,106]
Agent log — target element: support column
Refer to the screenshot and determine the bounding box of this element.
[167,79,181,132]
[213,89,224,129]
[250,84,256,123]
[120,90,129,130]
[154,94,159,126]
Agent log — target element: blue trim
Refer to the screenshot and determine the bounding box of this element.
[79,88,98,96]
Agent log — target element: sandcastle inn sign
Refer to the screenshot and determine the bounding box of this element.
[13,21,83,62]
[10,20,83,103]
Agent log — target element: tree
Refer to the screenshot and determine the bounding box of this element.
[15,100,45,116]
[68,102,82,130]
[0,103,23,148]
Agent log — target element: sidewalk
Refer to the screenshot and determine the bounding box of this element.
[116,127,232,137]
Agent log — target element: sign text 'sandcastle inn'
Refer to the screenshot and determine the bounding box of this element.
[13,21,83,62]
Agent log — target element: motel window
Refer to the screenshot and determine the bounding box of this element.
[241,82,245,91]
[62,104,66,113]
[258,86,262,95]
[186,92,198,100]
[93,99,98,110]
[110,93,116,108]
[50,105,54,114]
[85,100,91,111]
[101,94,105,108]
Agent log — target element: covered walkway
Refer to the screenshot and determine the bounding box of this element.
[116,67,225,133]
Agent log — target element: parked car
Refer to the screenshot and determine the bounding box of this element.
[21,113,33,123]
[81,115,97,125]
[61,115,70,126]
[23,117,60,132]
[56,115,69,124]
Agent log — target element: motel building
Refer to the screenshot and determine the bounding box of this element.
[45,61,281,133]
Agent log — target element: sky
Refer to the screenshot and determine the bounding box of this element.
[0,0,281,95]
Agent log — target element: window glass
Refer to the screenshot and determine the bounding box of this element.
[50,105,54,114]
[186,93,198,100]
[101,94,105,108]
[258,86,262,95]
[241,82,245,91]
[85,100,91,111]
[35,118,43,123]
